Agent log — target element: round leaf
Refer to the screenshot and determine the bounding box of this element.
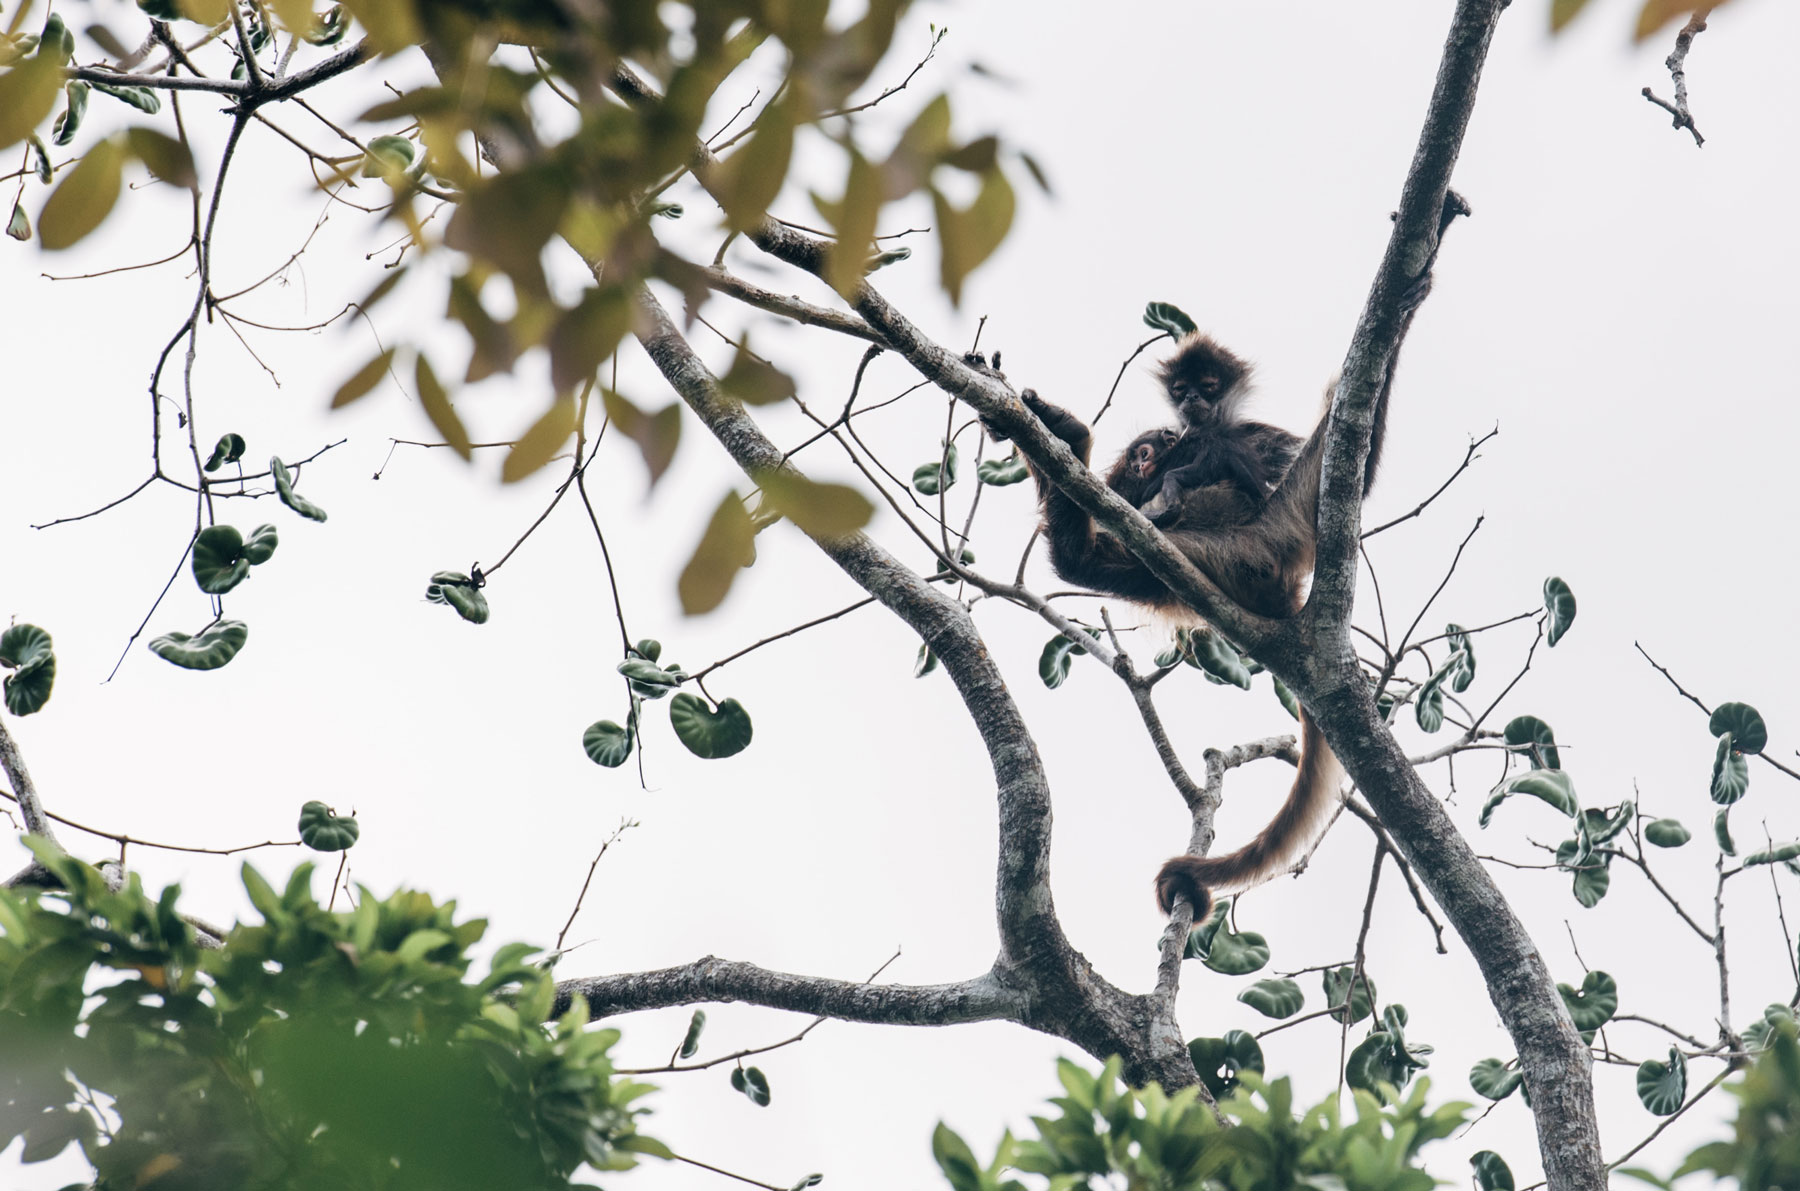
[148,620,247,670]
[1543,576,1577,647]
[1571,857,1611,908]
[1201,926,1269,976]
[728,1064,771,1106]
[1643,818,1690,848]
[1557,971,1617,1034]
[425,571,488,624]
[911,442,959,495]
[582,720,633,768]
[1186,1030,1263,1098]
[669,693,753,759]
[361,133,416,177]
[204,433,246,472]
[1143,300,1197,338]
[1708,702,1767,755]
[1636,1048,1687,1116]
[1236,978,1303,1019]
[191,525,252,594]
[297,800,359,851]
[633,638,663,662]
[270,456,327,522]
[1323,966,1376,1026]
[975,456,1029,486]
[1470,1059,1522,1101]
[240,524,279,565]
[1471,1151,1516,1191]
[0,623,56,716]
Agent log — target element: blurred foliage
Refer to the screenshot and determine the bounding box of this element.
[931,1057,1469,1191]
[0,842,663,1190]
[1549,0,1735,40]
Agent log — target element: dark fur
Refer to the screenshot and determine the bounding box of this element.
[999,191,1467,920]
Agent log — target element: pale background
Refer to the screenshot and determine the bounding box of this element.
[4,0,1798,1187]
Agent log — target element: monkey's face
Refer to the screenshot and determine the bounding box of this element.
[1169,368,1231,408]
[1129,428,1182,478]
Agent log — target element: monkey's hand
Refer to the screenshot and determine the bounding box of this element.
[1141,489,1180,527]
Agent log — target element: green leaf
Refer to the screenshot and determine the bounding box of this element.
[1470,1059,1522,1101]
[1186,1030,1263,1098]
[204,433,247,472]
[1471,1150,1516,1191]
[1190,629,1251,690]
[1742,1004,1796,1053]
[728,1064,771,1106]
[1323,965,1376,1026]
[1445,623,1477,692]
[601,389,683,488]
[414,355,471,460]
[678,493,755,615]
[0,623,56,716]
[1272,674,1300,721]
[913,642,938,678]
[1038,630,1095,690]
[38,134,123,250]
[1479,769,1578,828]
[148,619,248,670]
[912,441,959,495]
[1582,801,1634,846]
[678,1009,706,1060]
[1202,925,1269,976]
[123,126,195,188]
[720,337,798,406]
[1543,576,1576,646]
[1236,978,1303,1019]
[581,720,633,768]
[1636,1048,1687,1116]
[270,457,327,521]
[758,472,874,540]
[425,571,489,624]
[1711,732,1750,805]
[51,80,86,146]
[633,638,663,662]
[0,53,64,153]
[1709,702,1767,755]
[1715,808,1736,856]
[1742,842,1800,867]
[297,800,359,851]
[1557,971,1617,1034]
[1143,300,1198,339]
[6,201,28,241]
[192,524,275,594]
[1416,651,1462,734]
[330,347,396,408]
[1643,818,1690,848]
[932,166,1015,306]
[91,81,160,113]
[932,1123,982,1191]
[1571,857,1611,908]
[1503,715,1562,769]
[669,694,753,760]
[501,398,578,484]
[361,133,415,177]
[975,455,1029,486]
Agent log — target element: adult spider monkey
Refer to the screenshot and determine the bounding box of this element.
[983,191,1468,923]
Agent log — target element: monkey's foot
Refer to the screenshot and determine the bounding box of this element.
[961,350,1007,381]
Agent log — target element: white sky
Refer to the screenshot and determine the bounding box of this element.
[4,0,1799,1187]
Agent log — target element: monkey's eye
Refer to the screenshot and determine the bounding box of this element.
[1198,376,1221,395]
[1134,445,1157,466]
[1170,382,1193,402]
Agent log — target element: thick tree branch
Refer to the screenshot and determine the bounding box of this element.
[0,714,58,846]
[555,957,1020,1025]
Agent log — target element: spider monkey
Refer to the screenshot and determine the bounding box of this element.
[982,190,1468,923]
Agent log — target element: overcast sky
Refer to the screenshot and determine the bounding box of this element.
[4,0,1798,1187]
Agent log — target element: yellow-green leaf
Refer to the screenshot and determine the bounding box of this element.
[176,0,232,24]
[448,274,515,382]
[0,54,66,152]
[330,346,396,408]
[757,472,873,540]
[414,355,471,460]
[1549,0,1593,30]
[712,96,794,233]
[502,398,577,483]
[1633,0,1716,41]
[124,126,197,189]
[335,0,420,54]
[602,389,681,487]
[719,338,797,406]
[932,166,1015,306]
[38,136,125,250]
[822,149,881,300]
[548,286,631,392]
[880,93,950,199]
[679,492,755,615]
[266,0,317,36]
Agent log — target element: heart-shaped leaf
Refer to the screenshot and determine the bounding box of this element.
[192,525,252,594]
[728,1065,771,1106]
[297,800,359,851]
[1643,818,1690,848]
[149,620,247,670]
[1236,978,1303,1019]
[1186,1030,1263,1098]
[0,623,56,716]
[1557,970,1617,1034]
[1323,965,1376,1026]
[270,456,327,521]
[1202,925,1269,976]
[240,524,278,565]
[1543,576,1576,646]
[582,720,633,768]
[204,432,246,472]
[1636,1047,1687,1116]
[1743,1004,1796,1053]
[633,638,663,662]
[669,693,753,759]
[1471,1151,1516,1191]
[425,571,488,624]
[1470,1058,1522,1101]
[1709,702,1767,755]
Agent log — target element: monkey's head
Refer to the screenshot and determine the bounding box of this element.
[1107,426,1183,503]
[1157,333,1251,424]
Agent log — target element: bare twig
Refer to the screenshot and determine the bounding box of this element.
[1640,9,1712,148]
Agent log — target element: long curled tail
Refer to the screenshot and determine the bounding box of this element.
[1155,709,1344,921]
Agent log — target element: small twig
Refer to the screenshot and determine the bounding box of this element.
[1337,845,1386,1098]
[668,1152,783,1191]
[1091,334,1170,426]
[1361,426,1497,538]
[1640,9,1712,148]
[555,818,638,951]
[1603,1064,1733,1173]
[1342,799,1447,953]
[688,598,879,683]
